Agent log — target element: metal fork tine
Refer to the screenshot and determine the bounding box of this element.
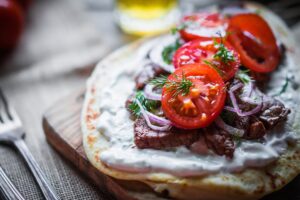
[0,89,21,126]
[0,90,11,124]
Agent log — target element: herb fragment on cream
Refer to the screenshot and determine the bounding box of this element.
[162,39,181,64]
[129,91,160,117]
[236,70,252,84]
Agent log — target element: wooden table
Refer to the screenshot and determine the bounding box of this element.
[0,0,299,199]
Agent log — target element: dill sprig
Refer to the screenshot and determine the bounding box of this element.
[128,91,160,116]
[213,33,235,64]
[149,74,168,88]
[166,73,193,97]
[150,73,193,97]
[162,39,181,64]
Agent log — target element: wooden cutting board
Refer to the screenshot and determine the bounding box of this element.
[42,90,300,200]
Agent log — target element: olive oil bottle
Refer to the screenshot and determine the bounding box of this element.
[115,0,180,36]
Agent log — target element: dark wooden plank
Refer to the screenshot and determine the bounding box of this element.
[42,90,300,200]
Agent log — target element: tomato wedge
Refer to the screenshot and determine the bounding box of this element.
[161,64,226,129]
[227,13,280,73]
[173,38,240,81]
[179,13,228,41]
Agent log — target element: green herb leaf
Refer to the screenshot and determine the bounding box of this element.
[213,34,235,64]
[162,39,181,64]
[232,134,242,146]
[203,60,224,77]
[128,91,160,116]
[236,70,252,84]
[273,77,290,97]
[171,24,187,34]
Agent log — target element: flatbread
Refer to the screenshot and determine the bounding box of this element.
[82,3,300,200]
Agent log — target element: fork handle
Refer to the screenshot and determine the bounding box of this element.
[13,140,60,200]
[0,166,25,200]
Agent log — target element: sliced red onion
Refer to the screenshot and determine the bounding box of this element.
[227,82,263,117]
[136,100,171,131]
[146,111,171,126]
[248,81,254,97]
[241,81,253,98]
[241,96,262,105]
[215,117,244,137]
[144,84,161,101]
[149,35,176,73]
[223,106,236,113]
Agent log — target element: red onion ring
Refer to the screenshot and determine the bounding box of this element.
[136,100,171,131]
[149,36,176,73]
[215,117,244,137]
[227,82,263,117]
[144,84,161,101]
[146,111,171,126]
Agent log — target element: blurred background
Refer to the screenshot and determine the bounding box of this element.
[0,0,299,199]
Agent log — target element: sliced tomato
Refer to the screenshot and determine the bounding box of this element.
[161,64,226,129]
[179,13,228,41]
[173,38,240,81]
[227,13,280,73]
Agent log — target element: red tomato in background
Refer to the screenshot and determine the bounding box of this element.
[161,64,226,129]
[173,38,240,81]
[14,0,32,11]
[179,13,228,41]
[0,0,24,49]
[227,13,280,73]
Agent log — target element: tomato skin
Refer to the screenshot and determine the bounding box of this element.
[227,13,280,73]
[161,64,226,129]
[173,38,240,81]
[179,13,228,41]
[14,0,32,11]
[0,0,24,49]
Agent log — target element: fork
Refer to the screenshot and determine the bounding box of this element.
[0,89,60,200]
[0,166,25,200]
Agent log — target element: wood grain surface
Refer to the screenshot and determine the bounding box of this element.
[42,90,300,200]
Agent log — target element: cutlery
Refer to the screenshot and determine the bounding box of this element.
[0,89,60,200]
[0,166,25,200]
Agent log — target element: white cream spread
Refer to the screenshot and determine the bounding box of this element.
[93,35,300,177]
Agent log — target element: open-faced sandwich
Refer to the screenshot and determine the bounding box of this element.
[82,3,300,200]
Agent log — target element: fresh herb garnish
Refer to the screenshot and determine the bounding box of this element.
[128,91,159,116]
[232,135,242,146]
[213,33,235,64]
[236,69,252,84]
[273,77,290,97]
[149,74,168,88]
[150,72,193,97]
[203,60,224,77]
[166,73,193,97]
[162,39,181,64]
[171,24,187,35]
